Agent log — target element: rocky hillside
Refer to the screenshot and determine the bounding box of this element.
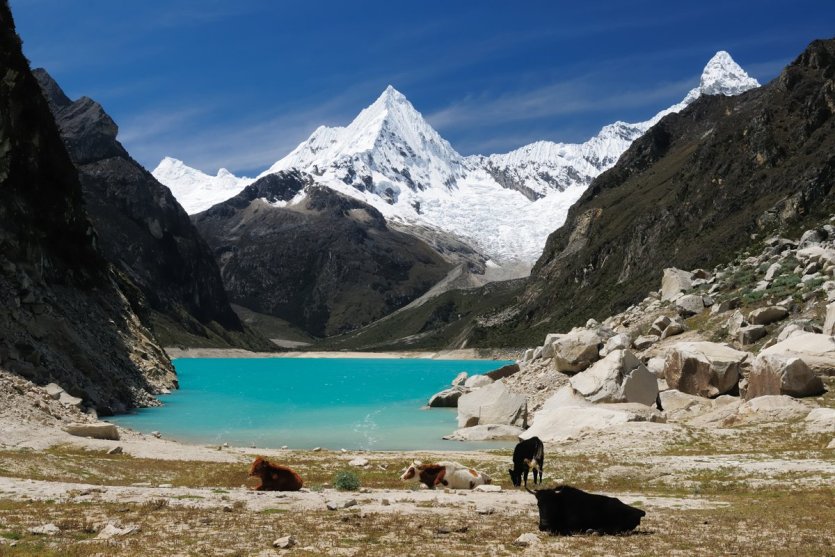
[32,69,273,351]
[192,172,453,337]
[0,2,175,413]
[474,38,835,346]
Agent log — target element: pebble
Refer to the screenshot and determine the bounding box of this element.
[28,523,60,536]
[107,446,123,455]
[475,505,494,515]
[348,457,368,467]
[273,535,296,549]
[514,532,540,547]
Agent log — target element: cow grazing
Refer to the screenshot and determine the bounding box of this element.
[400,460,491,490]
[248,457,304,491]
[529,485,645,535]
[509,436,544,487]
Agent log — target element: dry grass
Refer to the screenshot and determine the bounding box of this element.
[0,489,832,556]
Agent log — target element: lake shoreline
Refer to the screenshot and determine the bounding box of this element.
[164,347,513,360]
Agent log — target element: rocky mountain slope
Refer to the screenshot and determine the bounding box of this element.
[472,38,835,346]
[156,52,758,267]
[0,2,175,413]
[33,70,273,351]
[192,172,453,336]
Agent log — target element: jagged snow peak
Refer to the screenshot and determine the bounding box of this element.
[262,85,467,199]
[155,52,759,264]
[152,157,255,214]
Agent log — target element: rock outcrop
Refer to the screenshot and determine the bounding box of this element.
[0,4,175,412]
[33,70,271,351]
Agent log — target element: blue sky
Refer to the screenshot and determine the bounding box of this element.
[12,0,835,175]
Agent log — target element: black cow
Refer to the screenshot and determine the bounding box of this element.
[509,436,544,487]
[529,485,645,535]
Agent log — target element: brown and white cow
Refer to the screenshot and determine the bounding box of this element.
[400,460,491,490]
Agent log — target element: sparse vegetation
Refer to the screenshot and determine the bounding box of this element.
[333,470,361,491]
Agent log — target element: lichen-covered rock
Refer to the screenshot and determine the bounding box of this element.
[748,306,789,325]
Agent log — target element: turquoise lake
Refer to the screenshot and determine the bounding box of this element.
[109,358,515,451]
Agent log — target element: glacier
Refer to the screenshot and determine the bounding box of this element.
[153,51,759,268]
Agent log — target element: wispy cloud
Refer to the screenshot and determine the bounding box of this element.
[427,75,694,133]
[120,80,385,175]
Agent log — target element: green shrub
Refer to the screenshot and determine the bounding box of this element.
[333,470,361,491]
[741,289,765,305]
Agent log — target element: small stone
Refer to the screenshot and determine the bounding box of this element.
[44,383,63,399]
[151,431,162,438]
[222,505,233,512]
[381,499,390,506]
[475,505,494,515]
[343,499,358,509]
[29,523,60,536]
[107,446,123,455]
[96,522,139,539]
[312,447,322,452]
[326,501,339,511]
[473,484,502,493]
[273,535,296,549]
[513,532,540,547]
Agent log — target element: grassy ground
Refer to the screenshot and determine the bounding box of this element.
[0,433,833,556]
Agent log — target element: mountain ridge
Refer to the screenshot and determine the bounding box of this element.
[154,51,759,266]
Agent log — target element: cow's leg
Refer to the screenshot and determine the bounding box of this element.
[433,468,446,488]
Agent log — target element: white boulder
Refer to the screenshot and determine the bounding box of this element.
[570,349,658,406]
[760,333,835,376]
[457,381,527,428]
[824,302,835,335]
[661,268,693,301]
[443,424,524,441]
[805,408,835,434]
[464,374,493,389]
[550,329,603,374]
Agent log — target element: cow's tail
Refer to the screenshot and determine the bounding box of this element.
[525,486,537,496]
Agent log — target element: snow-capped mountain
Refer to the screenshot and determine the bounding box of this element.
[473,51,760,201]
[153,51,759,265]
[263,85,467,201]
[153,156,255,214]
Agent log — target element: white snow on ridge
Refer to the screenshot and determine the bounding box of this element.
[152,156,255,214]
[154,51,760,265]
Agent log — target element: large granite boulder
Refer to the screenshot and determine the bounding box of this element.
[746,354,824,399]
[486,363,520,381]
[521,386,664,443]
[664,342,750,398]
[569,350,658,406]
[748,306,789,325]
[805,408,835,434]
[457,381,527,428]
[676,294,706,316]
[428,386,468,408]
[551,329,604,374]
[760,333,835,376]
[661,268,693,301]
[464,375,494,389]
[824,302,835,335]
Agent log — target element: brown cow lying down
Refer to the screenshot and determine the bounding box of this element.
[530,485,645,535]
[400,460,491,489]
[248,457,304,491]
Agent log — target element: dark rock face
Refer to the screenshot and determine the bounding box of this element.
[0,2,175,412]
[476,38,835,345]
[193,173,453,337]
[33,69,272,350]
